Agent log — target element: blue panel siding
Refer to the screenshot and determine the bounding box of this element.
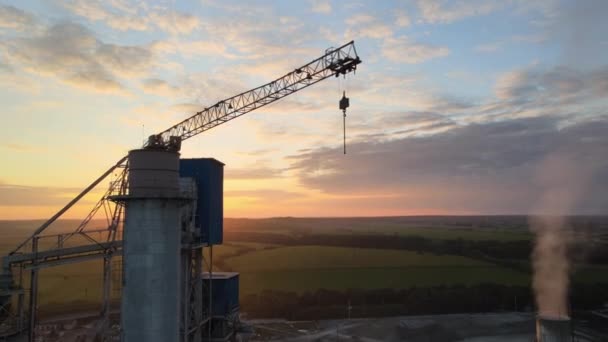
[179,158,224,245]
[203,272,239,316]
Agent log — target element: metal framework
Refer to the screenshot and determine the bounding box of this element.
[149,40,360,147]
[1,159,128,341]
[0,40,361,342]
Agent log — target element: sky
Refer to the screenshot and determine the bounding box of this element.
[0,0,607,219]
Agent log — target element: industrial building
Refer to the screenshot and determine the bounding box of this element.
[114,149,235,342]
[0,41,362,341]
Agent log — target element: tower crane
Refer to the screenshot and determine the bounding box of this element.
[0,40,361,340]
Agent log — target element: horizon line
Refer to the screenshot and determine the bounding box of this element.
[2,213,607,221]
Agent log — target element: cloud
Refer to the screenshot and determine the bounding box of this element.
[226,189,301,202]
[285,61,608,214]
[376,111,457,134]
[395,11,411,27]
[151,5,316,62]
[142,78,180,96]
[452,64,608,127]
[289,116,608,214]
[61,0,148,31]
[100,14,148,31]
[345,14,375,26]
[2,143,43,152]
[235,148,277,157]
[96,43,152,76]
[382,36,449,63]
[0,4,36,31]
[170,102,201,114]
[179,73,248,110]
[226,166,284,180]
[0,59,10,72]
[350,111,458,142]
[494,66,606,107]
[149,11,200,35]
[197,15,315,59]
[417,0,501,24]
[0,183,83,206]
[61,0,200,34]
[345,14,393,40]
[3,22,153,92]
[150,39,236,60]
[310,0,332,14]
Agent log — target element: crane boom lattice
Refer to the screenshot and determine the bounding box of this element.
[148,41,360,149]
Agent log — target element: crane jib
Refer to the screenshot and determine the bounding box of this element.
[147,41,362,151]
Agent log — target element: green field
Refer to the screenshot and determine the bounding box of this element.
[224,217,533,241]
[8,259,115,312]
[237,267,531,295]
[203,241,278,268]
[225,246,491,271]
[231,226,532,241]
[223,246,530,295]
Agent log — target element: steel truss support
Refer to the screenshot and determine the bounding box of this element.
[100,252,112,340]
[2,158,127,340]
[28,237,38,342]
[10,157,127,256]
[193,249,203,342]
[181,246,206,342]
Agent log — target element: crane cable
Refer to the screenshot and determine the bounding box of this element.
[338,75,350,154]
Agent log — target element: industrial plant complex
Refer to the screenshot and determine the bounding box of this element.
[0,42,361,341]
[0,33,606,341]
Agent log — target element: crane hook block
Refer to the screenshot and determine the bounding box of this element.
[339,91,350,112]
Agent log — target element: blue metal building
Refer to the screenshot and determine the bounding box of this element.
[179,158,224,245]
[203,272,239,316]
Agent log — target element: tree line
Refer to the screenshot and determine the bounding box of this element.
[240,283,608,320]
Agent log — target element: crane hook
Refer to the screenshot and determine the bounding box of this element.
[339,91,349,154]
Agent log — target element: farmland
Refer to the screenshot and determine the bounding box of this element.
[225,246,492,270]
[224,217,535,241]
[2,216,608,318]
[237,266,531,296]
[217,246,530,296]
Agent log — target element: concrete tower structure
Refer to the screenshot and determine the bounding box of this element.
[536,315,572,342]
[120,149,183,342]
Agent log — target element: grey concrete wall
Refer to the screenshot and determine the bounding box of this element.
[122,198,181,342]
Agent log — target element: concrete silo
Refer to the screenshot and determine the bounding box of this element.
[536,315,572,342]
[119,149,183,342]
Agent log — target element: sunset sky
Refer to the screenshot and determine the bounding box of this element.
[0,0,607,219]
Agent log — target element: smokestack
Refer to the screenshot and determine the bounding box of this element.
[536,315,571,342]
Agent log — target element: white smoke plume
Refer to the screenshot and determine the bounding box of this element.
[530,152,592,318]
